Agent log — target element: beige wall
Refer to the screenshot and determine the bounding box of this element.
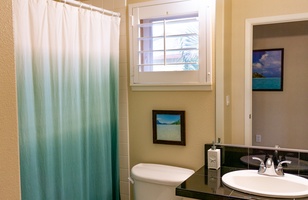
[128,0,308,174]
[0,0,21,199]
[129,91,215,170]
[252,21,308,149]
[222,0,232,144]
[2,0,308,199]
[231,0,308,145]
[127,0,220,173]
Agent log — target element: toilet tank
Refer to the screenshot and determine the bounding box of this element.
[131,163,194,200]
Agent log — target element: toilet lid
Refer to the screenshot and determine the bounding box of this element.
[131,163,194,186]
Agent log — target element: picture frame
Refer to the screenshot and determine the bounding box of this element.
[252,48,284,91]
[152,110,185,146]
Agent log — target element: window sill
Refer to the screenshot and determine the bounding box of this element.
[130,83,212,91]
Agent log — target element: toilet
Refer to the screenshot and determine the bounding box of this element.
[130,163,194,200]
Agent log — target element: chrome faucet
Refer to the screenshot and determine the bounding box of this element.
[252,156,291,176]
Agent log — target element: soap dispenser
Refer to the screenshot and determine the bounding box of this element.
[207,142,221,170]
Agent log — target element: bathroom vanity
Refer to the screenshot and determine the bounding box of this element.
[176,144,308,200]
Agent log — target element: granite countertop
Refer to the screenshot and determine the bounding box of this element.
[176,166,308,200]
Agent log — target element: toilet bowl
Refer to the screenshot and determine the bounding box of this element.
[131,163,194,200]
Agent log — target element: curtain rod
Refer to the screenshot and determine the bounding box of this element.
[56,0,120,17]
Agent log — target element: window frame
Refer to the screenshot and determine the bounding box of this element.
[129,0,215,91]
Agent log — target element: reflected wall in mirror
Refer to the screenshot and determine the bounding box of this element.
[252,21,308,149]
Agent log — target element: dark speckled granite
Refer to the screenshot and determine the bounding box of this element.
[300,152,308,178]
[176,144,308,200]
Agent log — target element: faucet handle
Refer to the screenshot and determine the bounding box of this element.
[276,160,292,176]
[252,157,266,174]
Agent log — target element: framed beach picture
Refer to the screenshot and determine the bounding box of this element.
[252,48,284,91]
[152,110,185,146]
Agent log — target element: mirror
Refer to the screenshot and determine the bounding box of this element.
[215,1,308,150]
[245,14,308,149]
[252,21,308,149]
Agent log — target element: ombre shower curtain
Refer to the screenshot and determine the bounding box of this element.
[13,0,120,199]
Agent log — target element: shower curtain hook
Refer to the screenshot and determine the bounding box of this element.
[79,2,83,9]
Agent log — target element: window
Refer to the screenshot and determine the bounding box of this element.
[139,14,200,72]
[129,0,215,91]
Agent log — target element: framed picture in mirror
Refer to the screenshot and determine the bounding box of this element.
[152,110,185,146]
[252,48,284,91]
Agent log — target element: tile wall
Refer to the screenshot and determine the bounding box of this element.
[105,1,130,199]
[114,1,130,199]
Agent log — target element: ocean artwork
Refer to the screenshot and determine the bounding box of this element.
[156,114,181,141]
[253,78,281,90]
[152,110,185,145]
[252,49,284,91]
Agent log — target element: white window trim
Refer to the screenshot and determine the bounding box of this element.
[129,0,215,91]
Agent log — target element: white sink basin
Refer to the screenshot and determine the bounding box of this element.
[222,170,308,198]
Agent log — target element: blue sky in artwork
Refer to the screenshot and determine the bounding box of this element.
[253,50,282,77]
[157,114,180,124]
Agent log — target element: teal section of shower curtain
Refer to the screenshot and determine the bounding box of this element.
[13,0,120,199]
